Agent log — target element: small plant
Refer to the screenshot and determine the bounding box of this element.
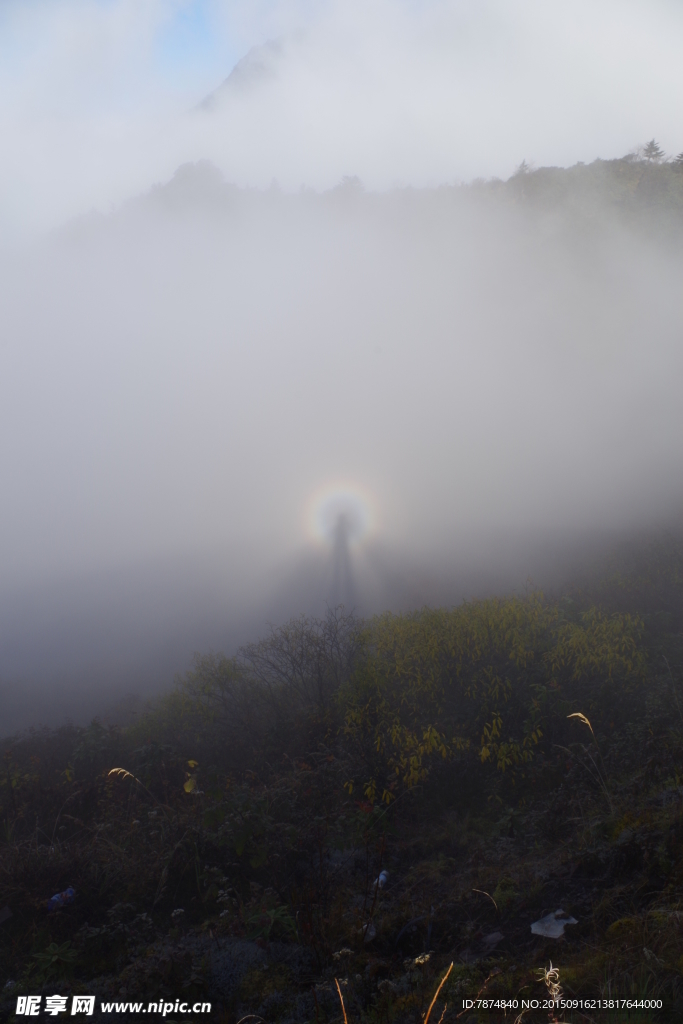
[245,904,297,942]
[31,941,78,983]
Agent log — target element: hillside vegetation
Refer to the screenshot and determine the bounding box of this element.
[479,151,683,223]
[125,146,683,238]
[2,531,683,1023]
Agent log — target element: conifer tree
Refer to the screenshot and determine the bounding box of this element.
[643,138,664,162]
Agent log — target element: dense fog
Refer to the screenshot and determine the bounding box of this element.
[3,0,683,234]
[1,0,683,733]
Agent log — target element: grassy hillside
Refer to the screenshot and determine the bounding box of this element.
[1,532,683,1022]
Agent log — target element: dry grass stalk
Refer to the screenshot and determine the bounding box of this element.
[540,960,562,1000]
[472,888,498,912]
[334,978,349,1024]
[537,961,563,1023]
[424,961,454,1024]
[567,712,595,740]
[331,962,455,1024]
[567,712,614,814]
[107,766,169,815]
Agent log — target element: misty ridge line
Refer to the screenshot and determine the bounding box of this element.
[61,144,683,238]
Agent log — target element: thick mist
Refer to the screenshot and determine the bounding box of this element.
[2,163,683,733]
[2,0,683,234]
[2,0,683,733]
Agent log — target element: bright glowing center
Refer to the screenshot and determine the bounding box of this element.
[308,484,374,547]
